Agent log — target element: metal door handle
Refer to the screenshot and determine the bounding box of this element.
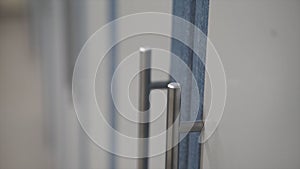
[165,83,181,169]
[138,47,204,169]
[138,47,151,169]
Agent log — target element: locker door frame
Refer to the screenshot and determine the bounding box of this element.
[171,0,210,168]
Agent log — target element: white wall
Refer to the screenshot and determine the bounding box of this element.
[202,0,300,168]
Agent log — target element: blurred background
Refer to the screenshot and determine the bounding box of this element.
[0,0,172,168]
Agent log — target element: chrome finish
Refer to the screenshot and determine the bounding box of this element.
[137,47,203,169]
[165,82,181,169]
[150,81,170,89]
[138,47,151,169]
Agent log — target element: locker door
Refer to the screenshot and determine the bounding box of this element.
[201,1,300,168]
